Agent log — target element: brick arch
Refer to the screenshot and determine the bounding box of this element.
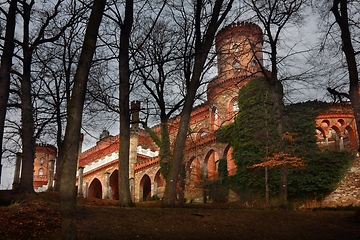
[185,156,203,202]
[316,127,327,150]
[109,169,119,200]
[204,149,220,180]
[321,119,330,129]
[316,127,326,136]
[153,170,165,198]
[88,178,103,199]
[139,174,151,201]
[328,126,341,150]
[328,125,341,141]
[223,145,236,176]
[337,118,346,127]
[344,125,357,150]
[227,97,239,123]
[329,125,341,134]
[186,156,201,186]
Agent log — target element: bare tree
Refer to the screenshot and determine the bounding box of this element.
[11,0,80,193]
[0,0,17,186]
[114,0,134,207]
[163,0,234,207]
[59,0,106,238]
[34,14,87,191]
[100,0,166,207]
[330,0,360,152]
[132,20,187,183]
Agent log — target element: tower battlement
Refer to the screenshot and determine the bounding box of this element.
[216,21,263,44]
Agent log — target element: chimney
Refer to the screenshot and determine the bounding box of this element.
[131,101,140,132]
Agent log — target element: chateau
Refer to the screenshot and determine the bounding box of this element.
[31,22,359,205]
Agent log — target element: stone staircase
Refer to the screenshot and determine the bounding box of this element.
[320,157,360,207]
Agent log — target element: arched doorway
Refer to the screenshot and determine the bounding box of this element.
[328,126,340,150]
[88,178,102,199]
[344,126,357,150]
[224,146,236,176]
[109,170,119,200]
[154,170,165,199]
[205,150,219,180]
[139,174,151,201]
[187,157,201,187]
[185,157,203,202]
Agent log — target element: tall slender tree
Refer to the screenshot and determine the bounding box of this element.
[118,0,134,207]
[132,21,187,182]
[164,0,234,207]
[0,0,17,186]
[12,0,79,193]
[59,0,106,238]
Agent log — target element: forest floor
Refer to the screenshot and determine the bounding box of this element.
[0,191,360,240]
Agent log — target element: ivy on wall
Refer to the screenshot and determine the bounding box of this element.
[216,77,354,200]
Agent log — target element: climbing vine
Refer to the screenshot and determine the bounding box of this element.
[216,77,354,201]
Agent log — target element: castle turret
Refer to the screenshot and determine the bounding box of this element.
[33,144,57,191]
[207,22,265,129]
[215,21,263,77]
[208,22,264,102]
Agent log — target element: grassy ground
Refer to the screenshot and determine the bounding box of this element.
[0,191,359,239]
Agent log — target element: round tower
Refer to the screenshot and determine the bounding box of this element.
[215,21,263,76]
[206,22,264,129]
[208,22,264,102]
[33,144,57,190]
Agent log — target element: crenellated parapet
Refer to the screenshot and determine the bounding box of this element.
[216,21,263,47]
[35,144,57,154]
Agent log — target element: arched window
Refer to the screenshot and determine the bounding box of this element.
[329,128,338,140]
[214,107,219,121]
[231,98,239,112]
[215,160,219,172]
[40,157,44,165]
[39,168,44,176]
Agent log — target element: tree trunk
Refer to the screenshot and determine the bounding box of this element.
[159,122,171,180]
[270,81,287,209]
[60,1,105,239]
[118,0,134,208]
[279,165,288,210]
[0,0,17,186]
[267,35,287,209]
[331,0,360,151]
[265,166,269,208]
[163,0,233,207]
[18,2,35,194]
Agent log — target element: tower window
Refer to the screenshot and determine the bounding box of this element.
[232,60,241,71]
[232,98,239,112]
[251,59,257,67]
[232,43,239,52]
[40,157,44,165]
